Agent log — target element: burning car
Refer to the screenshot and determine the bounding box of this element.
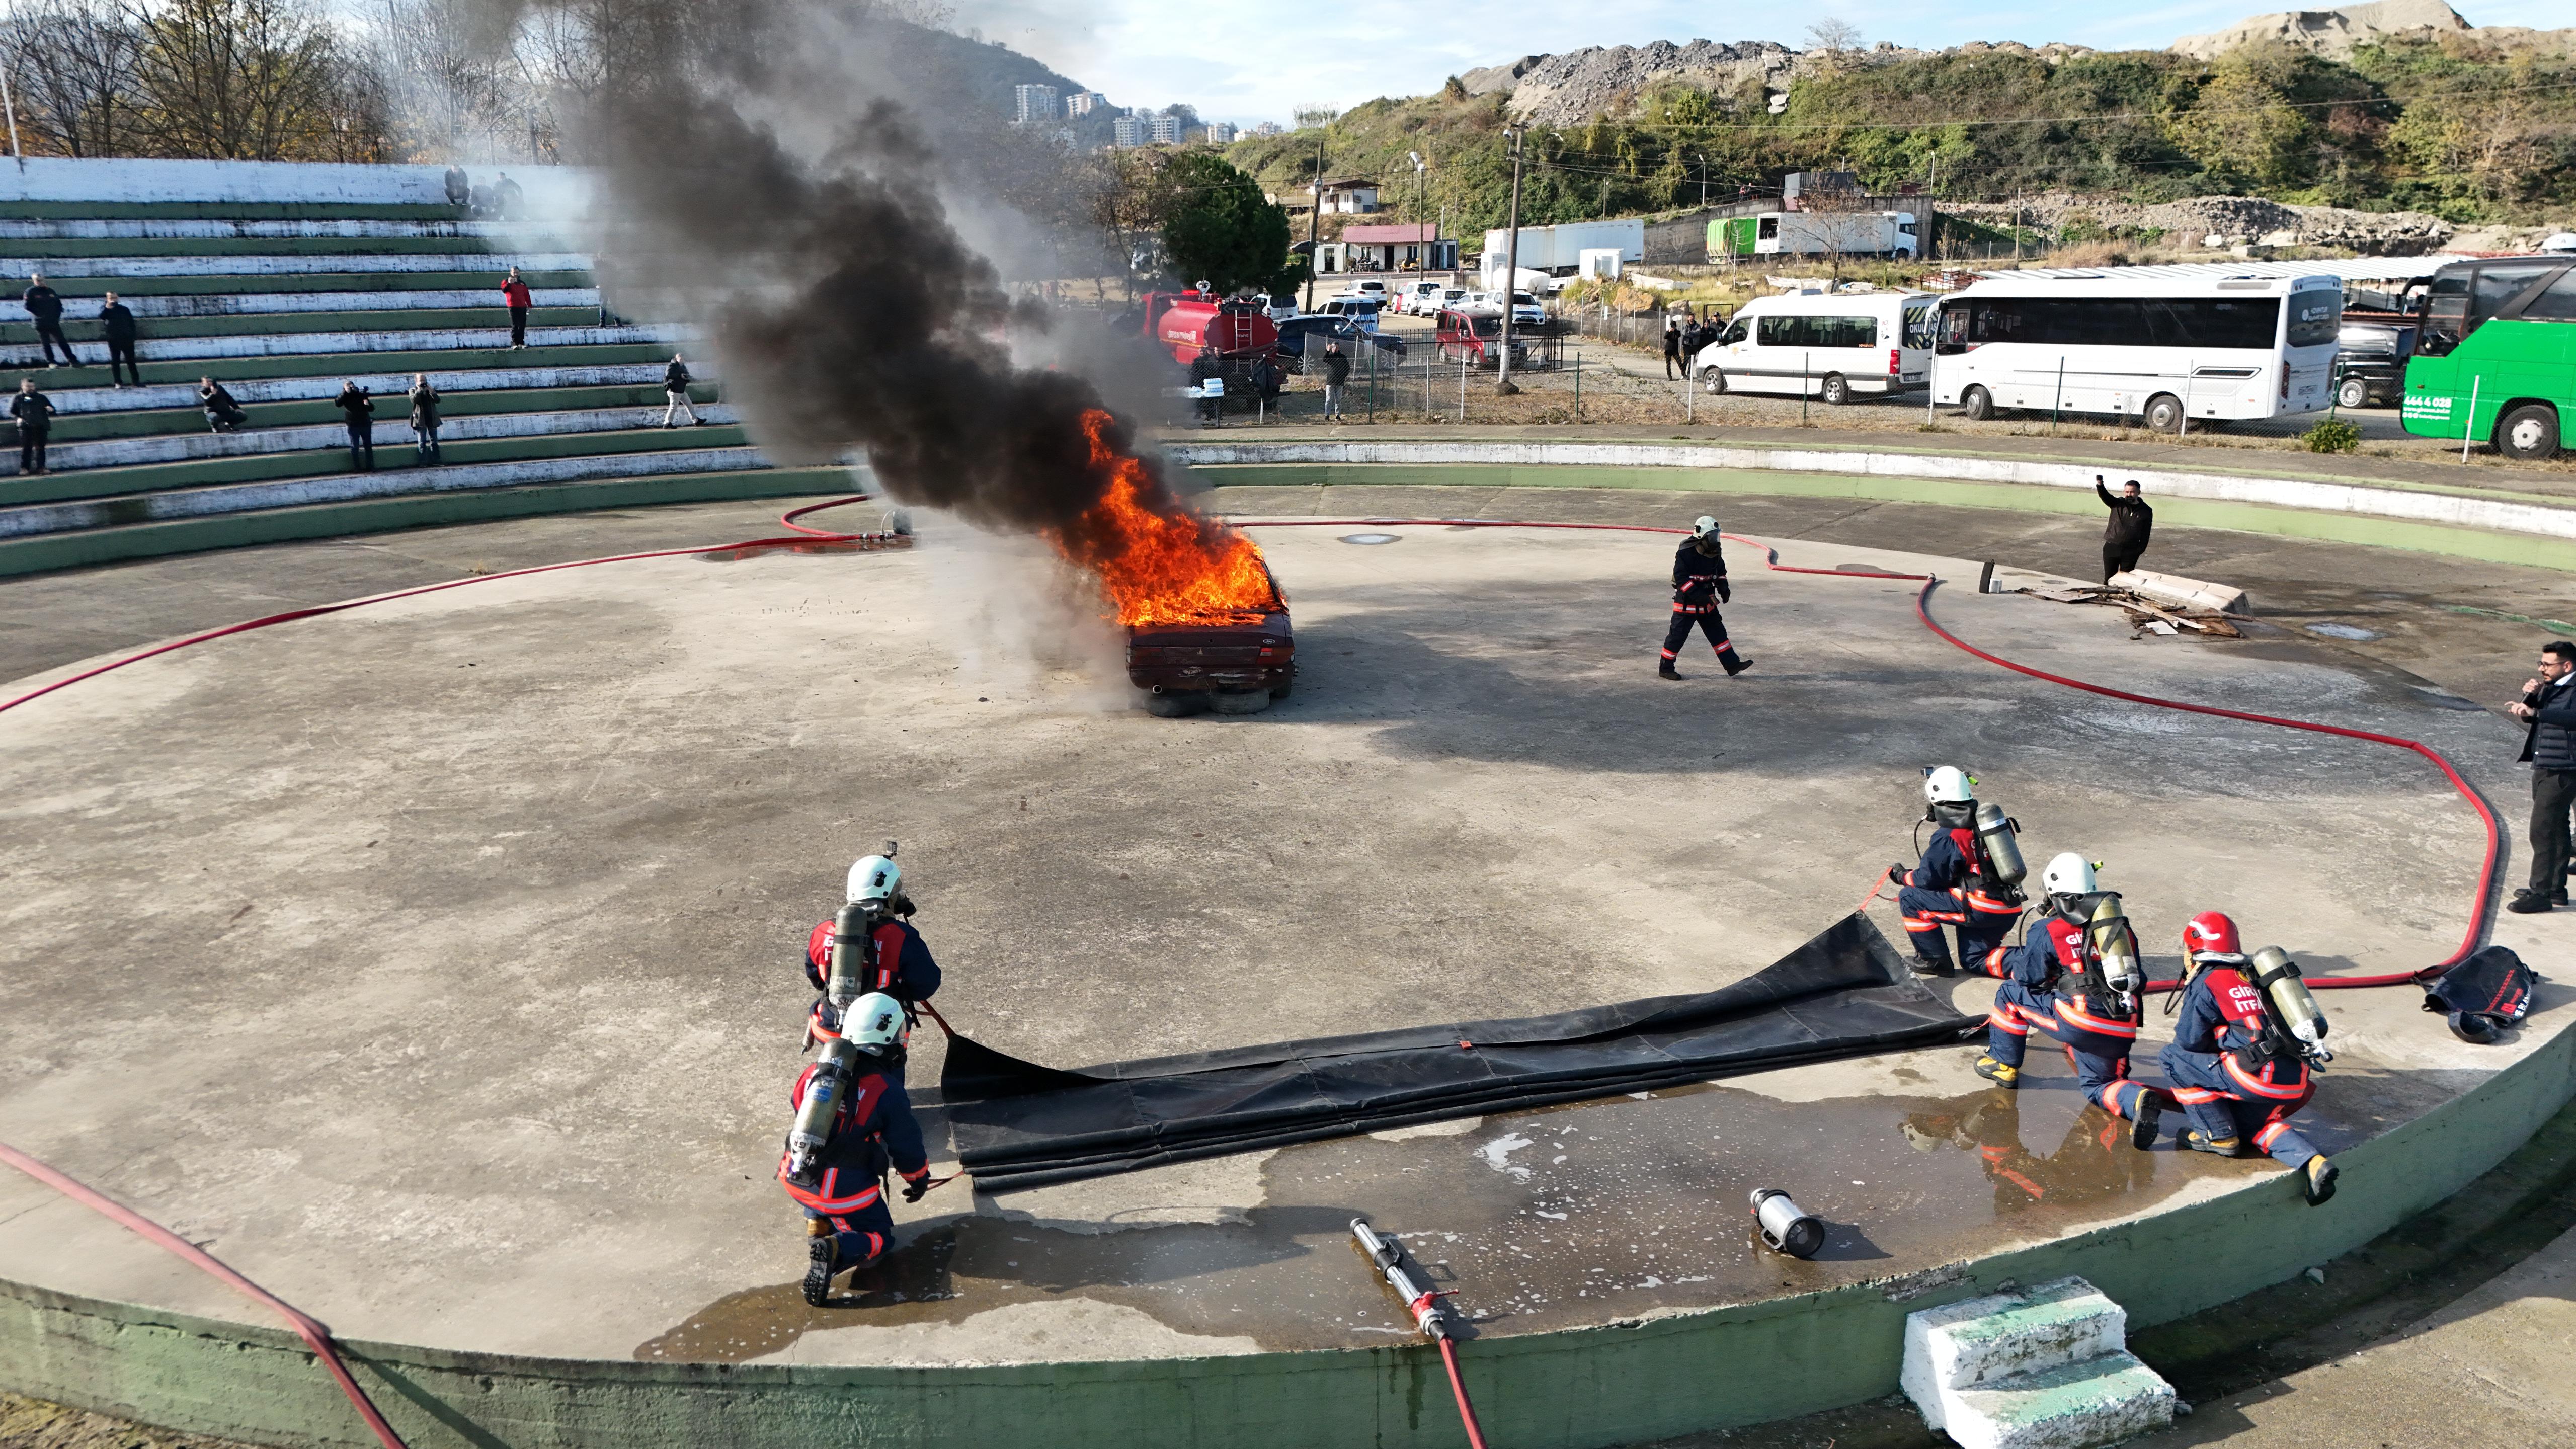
[1125,558,1293,716]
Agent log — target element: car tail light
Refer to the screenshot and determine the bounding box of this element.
[1889,348,1902,376]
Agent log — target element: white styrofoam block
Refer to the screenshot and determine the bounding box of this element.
[1902,1277,2126,1429]
[0,158,595,215]
[1946,1351,2178,1449]
[0,254,591,279]
[2110,568,2251,615]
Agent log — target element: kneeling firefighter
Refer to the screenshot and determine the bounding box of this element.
[1658,516,1751,680]
[2142,911,2340,1206]
[1889,766,2027,976]
[779,992,934,1305]
[1970,853,2155,1125]
[803,846,941,1056]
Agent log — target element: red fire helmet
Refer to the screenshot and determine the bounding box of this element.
[2182,910,2244,962]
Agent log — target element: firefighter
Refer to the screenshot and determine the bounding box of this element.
[780,994,935,1305]
[1889,766,2024,976]
[803,852,941,1052]
[2138,911,2339,1206]
[1969,853,2155,1127]
[1659,516,1751,680]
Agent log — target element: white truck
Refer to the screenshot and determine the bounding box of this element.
[1708,211,1918,261]
[1481,217,1646,278]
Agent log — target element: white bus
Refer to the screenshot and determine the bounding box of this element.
[1931,273,2342,432]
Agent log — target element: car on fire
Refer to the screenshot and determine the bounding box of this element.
[1124,557,1294,716]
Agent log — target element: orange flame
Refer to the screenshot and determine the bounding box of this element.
[1051,409,1280,628]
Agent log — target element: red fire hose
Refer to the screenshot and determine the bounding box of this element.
[0,500,2492,1434]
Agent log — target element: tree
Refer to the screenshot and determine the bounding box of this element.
[2165,48,2314,189]
[131,0,365,159]
[4,0,144,156]
[1153,151,1289,294]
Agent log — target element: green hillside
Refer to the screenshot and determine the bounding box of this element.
[1226,36,2576,235]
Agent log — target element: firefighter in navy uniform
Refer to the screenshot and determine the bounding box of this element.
[2137,911,2340,1205]
[780,993,935,1305]
[1969,853,2156,1128]
[1659,516,1751,680]
[1890,766,2027,977]
[802,851,942,1054]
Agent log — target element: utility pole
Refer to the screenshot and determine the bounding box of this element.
[0,66,21,171]
[1409,150,1427,275]
[1698,153,1708,209]
[1495,127,1526,395]
[1302,123,1327,312]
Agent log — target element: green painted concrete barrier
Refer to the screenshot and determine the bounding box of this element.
[30,270,593,300]
[1,1021,2563,1447]
[0,236,505,259]
[0,202,466,222]
[1,342,675,392]
[0,466,845,578]
[1200,462,2576,573]
[0,306,594,346]
[45,385,717,445]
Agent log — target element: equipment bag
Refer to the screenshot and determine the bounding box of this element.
[2425,945,2538,1030]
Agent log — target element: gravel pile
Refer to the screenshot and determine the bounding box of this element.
[1945,192,2453,253]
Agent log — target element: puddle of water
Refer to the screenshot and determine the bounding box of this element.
[2304,622,2381,641]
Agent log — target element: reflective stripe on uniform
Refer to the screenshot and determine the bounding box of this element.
[2054,997,2139,1038]
[1987,1009,2032,1036]
[2223,1053,2310,1100]
[784,1164,886,1215]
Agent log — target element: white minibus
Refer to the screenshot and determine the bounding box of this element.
[1931,273,2341,431]
[1692,291,1938,403]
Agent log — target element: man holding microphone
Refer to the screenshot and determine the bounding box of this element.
[2507,640,2576,914]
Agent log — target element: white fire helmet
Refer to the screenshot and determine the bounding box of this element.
[846,854,901,906]
[842,992,911,1052]
[2041,852,2098,899]
[1923,766,1976,806]
[1692,515,1720,539]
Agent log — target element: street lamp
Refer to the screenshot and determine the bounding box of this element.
[1408,150,1427,275]
[1495,127,1525,395]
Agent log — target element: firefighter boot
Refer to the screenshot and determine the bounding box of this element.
[2303,1154,2340,1206]
[802,1230,837,1307]
[2181,1129,2244,1157]
[1658,661,1684,680]
[1972,1056,2020,1089]
[1724,655,1754,677]
[2129,1092,2164,1151]
[1908,953,1955,978]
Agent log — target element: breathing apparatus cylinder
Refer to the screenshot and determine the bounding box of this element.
[2086,894,2143,998]
[826,901,872,1009]
[2250,945,2330,1053]
[1973,801,2027,889]
[784,1038,860,1186]
[1750,1187,1825,1258]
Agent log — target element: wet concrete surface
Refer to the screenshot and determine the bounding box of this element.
[0,499,2558,1371]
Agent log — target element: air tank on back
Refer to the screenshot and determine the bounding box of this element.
[2250,945,2329,1051]
[2087,894,2142,997]
[1973,801,2026,888]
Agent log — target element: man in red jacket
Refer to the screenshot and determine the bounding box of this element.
[500,266,533,349]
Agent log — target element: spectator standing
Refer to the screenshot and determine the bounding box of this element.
[495,172,523,220]
[23,272,76,368]
[662,352,701,427]
[198,376,247,432]
[11,377,55,473]
[444,165,470,208]
[1187,344,1223,426]
[2096,475,2153,581]
[1662,316,1682,379]
[334,380,375,472]
[1253,355,1284,420]
[2507,640,2576,914]
[408,373,442,463]
[99,291,139,387]
[500,266,534,349]
[1321,340,1350,420]
[1681,315,1706,366]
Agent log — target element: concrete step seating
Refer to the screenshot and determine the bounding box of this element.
[1900,1277,2177,1449]
[0,173,815,575]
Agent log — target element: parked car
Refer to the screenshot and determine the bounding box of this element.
[1460,290,1546,327]
[1315,296,1387,331]
[1434,309,1528,370]
[1276,315,1407,373]
[1396,280,1448,315]
[2331,320,2414,409]
[1340,280,1391,302]
[1252,293,1300,324]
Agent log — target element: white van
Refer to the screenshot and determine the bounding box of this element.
[1693,291,1939,403]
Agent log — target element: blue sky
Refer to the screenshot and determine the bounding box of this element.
[969,1,2568,127]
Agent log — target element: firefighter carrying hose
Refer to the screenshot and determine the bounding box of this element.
[1969,853,2155,1127]
[2136,911,2340,1206]
[1889,766,2027,977]
[803,850,941,1059]
[780,992,934,1306]
[1659,516,1751,680]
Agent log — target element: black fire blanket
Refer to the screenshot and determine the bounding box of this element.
[939,913,1979,1192]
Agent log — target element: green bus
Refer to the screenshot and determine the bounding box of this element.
[2401,254,2576,460]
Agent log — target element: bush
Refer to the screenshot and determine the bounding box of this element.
[2303,417,2362,453]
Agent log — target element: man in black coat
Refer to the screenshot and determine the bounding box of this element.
[11,377,55,473]
[1188,344,1224,425]
[23,272,76,368]
[1662,317,1682,379]
[1320,340,1350,420]
[334,380,375,472]
[100,291,140,387]
[2507,640,2576,914]
[2097,475,2152,581]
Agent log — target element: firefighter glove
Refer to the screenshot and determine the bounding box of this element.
[901,1178,931,1203]
[1717,580,1731,603]
[1888,862,1907,884]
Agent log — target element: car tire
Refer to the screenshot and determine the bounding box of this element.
[2143,392,2186,434]
[2497,403,2561,461]
[1820,373,1850,406]
[1705,368,1728,395]
[1213,689,1273,715]
[1961,385,1994,421]
[2336,377,2368,410]
[1144,691,1205,718]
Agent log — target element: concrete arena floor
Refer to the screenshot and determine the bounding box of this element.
[0,500,2558,1376]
